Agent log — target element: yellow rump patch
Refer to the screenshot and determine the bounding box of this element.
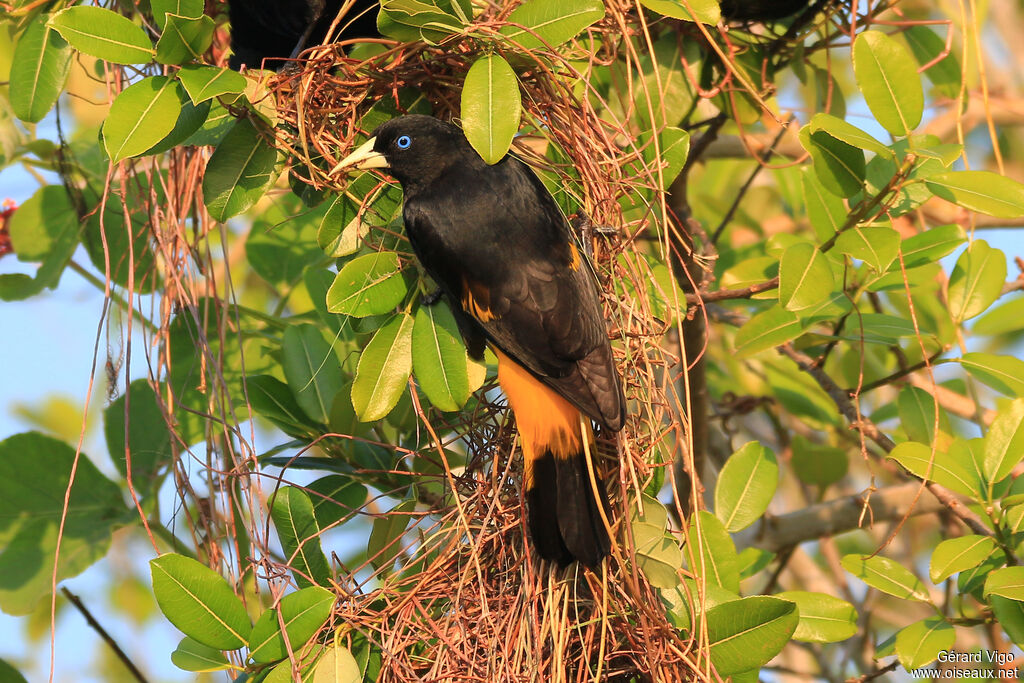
[461,276,497,323]
[568,243,581,272]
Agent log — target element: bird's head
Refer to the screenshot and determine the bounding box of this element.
[332,115,471,193]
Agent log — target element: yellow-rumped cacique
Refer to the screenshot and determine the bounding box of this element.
[334,115,625,567]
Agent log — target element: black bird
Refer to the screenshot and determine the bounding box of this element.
[227,0,379,71]
[334,116,625,567]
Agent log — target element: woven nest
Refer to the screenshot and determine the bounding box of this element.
[242,2,810,679]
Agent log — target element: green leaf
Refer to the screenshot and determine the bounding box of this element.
[102,76,182,162]
[926,171,1024,219]
[153,0,204,25]
[809,113,891,158]
[895,618,953,670]
[734,306,802,358]
[960,353,1024,398]
[687,511,739,593]
[639,0,720,23]
[842,313,921,344]
[791,436,848,487]
[48,6,154,64]
[10,18,71,124]
[367,500,415,573]
[714,442,778,532]
[6,185,78,262]
[802,168,846,243]
[985,566,1024,601]
[412,303,472,411]
[775,591,858,643]
[249,586,335,663]
[900,223,966,268]
[705,596,798,675]
[307,476,368,529]
[170,637,231,673]
[270,487,332,588]
[929,535,997,583]
[0,660,29,683]
[840,554,929,601]
[149,554,250,649]
[801,126,865,198]
[973,297,1024,336]
[326,252,407,317]
[947,239,1007,323]
[898,386,948,446]
[984,399,1024,484]
[202,119,278,222]
[0,433,125,615]
[834,226,900,273]
[888,441,980,498]
[104,378,171,484]
[313,644,362,683]
[155,14,215,65]
[991,596,1024,647]
[499,0,604,50]
[461,54,521,165]
[318,195,364,258]
[905,26,962,100]
[145,95,210,155]
[352,314,414,421]
[737,547,775,579]
[282,324,344,425]
[779,242,834,311]
[630,496,682,589]
[852,30,923,136]
[177,64,247,104]
[246,374,320,438]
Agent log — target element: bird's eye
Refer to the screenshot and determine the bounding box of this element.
[396,135,411,150]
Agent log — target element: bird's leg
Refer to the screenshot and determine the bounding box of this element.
[570,210,616,260]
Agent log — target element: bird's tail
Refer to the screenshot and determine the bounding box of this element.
[525,444,612,568]
[495,350,613,567]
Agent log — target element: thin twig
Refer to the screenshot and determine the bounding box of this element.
[61,588,150,683]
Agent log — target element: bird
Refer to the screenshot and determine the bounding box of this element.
[227,0,380,71]
[719,0,815,22]
[333,115,625,567]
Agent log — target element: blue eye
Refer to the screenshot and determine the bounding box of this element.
[396,135,411,150]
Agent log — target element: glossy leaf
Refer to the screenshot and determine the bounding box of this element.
[687,511,739,593]
[639,0,720,23]
[895,618,953,670]
[791,436,847,488]
[734,306,801,358]
[177,64,247,104]
[905,26,961,99]
[714,442,778,532]
[203,119,278,221]
[960,353,1024,398]
[985,566,1024,601]
[326,252,407,317]
[461,54,520,165]
[809,113,891,157]
[10,19,71,124]
[841,554,929,601]
[150,554,250,649]
[853,30,923,136]
[705,596,798,675]
[104,378,171,483]
[6,185,78,261]
[888,441,980,498]
[103,76,182,162]
[983,399,1024,484]
[282,324,344,424]
[973,298,1024,336]
[0,433,125,615]
[412,303,472,411]
[246,374,320,438]
[834,226,900,273]
[947,239,1007,323]
[249,586,335,663]
[775,591,858,643]
[270,487,332,587]
[900,223,966,268]
[802,127,865,198]
[779,242,834,311]
[155,14,215,65]
[152,0,204,28]
[367,500,415,572]
[48,6,154,64]
[170,637,231,673]
[499,0,604,50]
[313,644,362,683]
[926,171,1024,218]
[929,535,997,583]
[897,386,947,446]
[352,314,414,421]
